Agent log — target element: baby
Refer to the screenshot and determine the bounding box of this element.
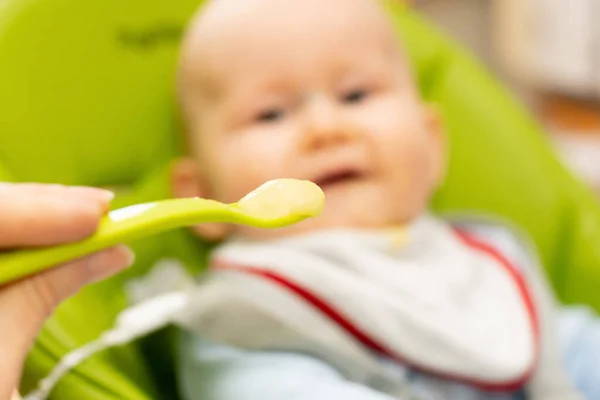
[169,0,591,399]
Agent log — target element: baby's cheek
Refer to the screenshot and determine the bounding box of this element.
[212,124,300,201]
[386,134,433,189]
[214,154,283,202]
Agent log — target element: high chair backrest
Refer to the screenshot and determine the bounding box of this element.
[2,1,600,399]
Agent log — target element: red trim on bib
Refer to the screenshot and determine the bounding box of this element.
[213,230,539,392]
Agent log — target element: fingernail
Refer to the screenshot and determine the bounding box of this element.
[86,246,135,284]
[68,186,115,202]
[121,246,136,266]
[99,189,115,202]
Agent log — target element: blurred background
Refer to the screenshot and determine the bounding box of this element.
[414,0,600,196]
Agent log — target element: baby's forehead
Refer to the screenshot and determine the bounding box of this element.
[178,0,407,114]
[183,0,400,72]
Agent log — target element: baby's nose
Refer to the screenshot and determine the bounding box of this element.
[300,96,358,150]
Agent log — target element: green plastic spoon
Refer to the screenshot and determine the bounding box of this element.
[0,179,324,285]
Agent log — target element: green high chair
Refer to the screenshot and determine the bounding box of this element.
[1,0,600,398]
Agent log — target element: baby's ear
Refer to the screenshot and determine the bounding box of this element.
[424,104,443,135]
[170,158,232,242]
[424,104,447,187]
[171,157,205,199]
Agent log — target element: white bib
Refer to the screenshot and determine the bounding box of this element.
[177,215,538,391]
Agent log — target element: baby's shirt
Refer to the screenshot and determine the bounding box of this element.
[177,215,581,400]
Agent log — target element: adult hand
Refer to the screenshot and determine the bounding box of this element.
[0,183,134,400]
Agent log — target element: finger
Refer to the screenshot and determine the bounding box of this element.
[0,246,134,394]
[0,183,114,248]
[16,245,134,322]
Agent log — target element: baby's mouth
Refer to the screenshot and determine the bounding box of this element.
[314,167,367,190]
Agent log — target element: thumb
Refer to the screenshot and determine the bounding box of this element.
[0,246,134,398]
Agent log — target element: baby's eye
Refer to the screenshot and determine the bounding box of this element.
[341,88,369,104]
[256,108,285,123]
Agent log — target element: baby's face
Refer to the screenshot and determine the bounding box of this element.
[176,0,444,239]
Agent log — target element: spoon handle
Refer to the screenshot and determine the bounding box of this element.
[0,198,231,285]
